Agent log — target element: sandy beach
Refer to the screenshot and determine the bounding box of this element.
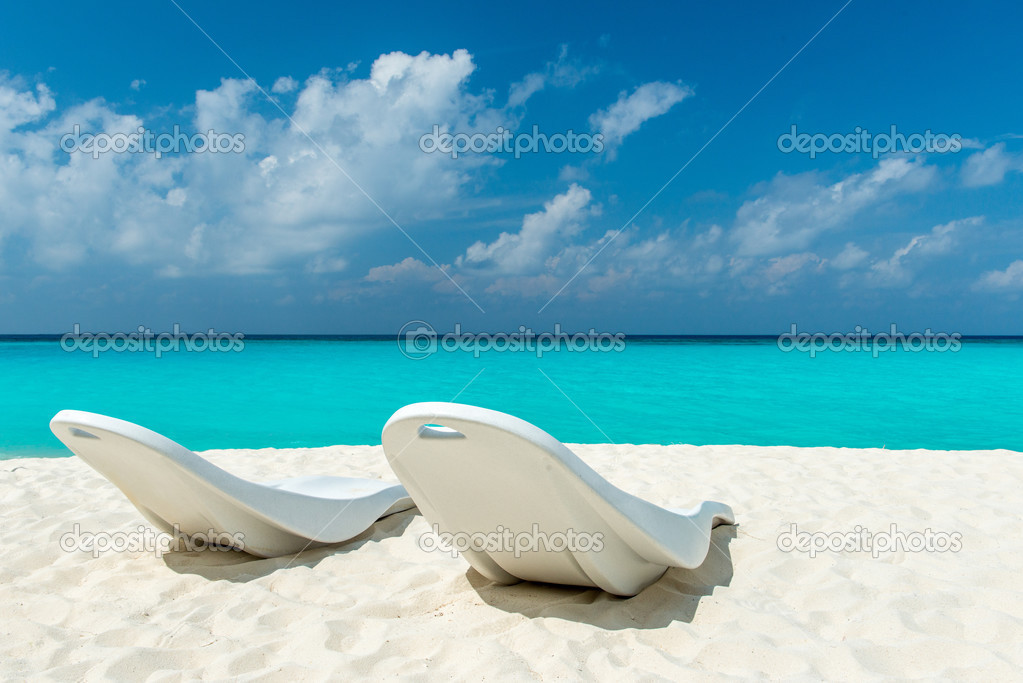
[2,443,1021,680]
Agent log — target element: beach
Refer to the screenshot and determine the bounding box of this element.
[2,443,1021,680]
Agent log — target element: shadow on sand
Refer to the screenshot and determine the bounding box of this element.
[467,525,737,629]
[159,514,734,630]
[159,509,416,582]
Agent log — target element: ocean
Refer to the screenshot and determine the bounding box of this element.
[2,336,1021,458]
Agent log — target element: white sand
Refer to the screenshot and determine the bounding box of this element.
[2,443,1022,680]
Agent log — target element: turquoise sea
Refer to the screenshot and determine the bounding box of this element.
[2,336,1022,458]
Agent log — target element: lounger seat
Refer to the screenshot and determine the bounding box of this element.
[50,410,414,558]
[382,402,734,596]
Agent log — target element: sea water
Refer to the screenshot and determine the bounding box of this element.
[2,336,1021,458]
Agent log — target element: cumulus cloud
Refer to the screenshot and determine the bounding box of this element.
[961,143,1022,187]
[589,81,692,150]
[271,76,298,94]
[364,256,444,283]
[361,187,728,301]
[976,260,1023,291]
[0,74,55,132]
[0,50,508,276]
[362,184,703,300]
[460,184,594,274]
[0,59,1009,316]
[0,90,152,267]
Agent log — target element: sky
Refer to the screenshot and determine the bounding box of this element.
[0,1,1022,335]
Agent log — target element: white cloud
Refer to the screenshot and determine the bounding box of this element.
[766,252,820,277]
[364,256,442,283]
[0,50,511,276]
[961,143,1021,187]
[271,76,298,94]
[731,157,937,257]
[0,75,55,132]
[694,224,722,247]
[2,59,1008,312]
[460,184,594,274]
[0,94,149,267]
[976,260,1023,291]
[353,173,983,304]
[361,185,679,300]
[589,81,692,149]
[557,164,589,182]
[0,60,711,303]
[166,188,187,207]
[507,73,545,109]
[183,224,206,262]
[762,252,822,294]
[506,45,598,108]
[831,242,868,270]
[130,79,146,91]
[864,217,981,288]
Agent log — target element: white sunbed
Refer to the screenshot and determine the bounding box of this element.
[382,402,735,596]
[50,410,414,558]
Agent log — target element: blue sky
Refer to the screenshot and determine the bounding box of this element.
[1,1,1022,334]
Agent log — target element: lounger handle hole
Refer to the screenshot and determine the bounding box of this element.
[69,427,100,440]
[418,424,465,439]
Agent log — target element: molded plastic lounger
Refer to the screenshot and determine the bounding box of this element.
[50,410,414,558]
[383,402,735,596]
